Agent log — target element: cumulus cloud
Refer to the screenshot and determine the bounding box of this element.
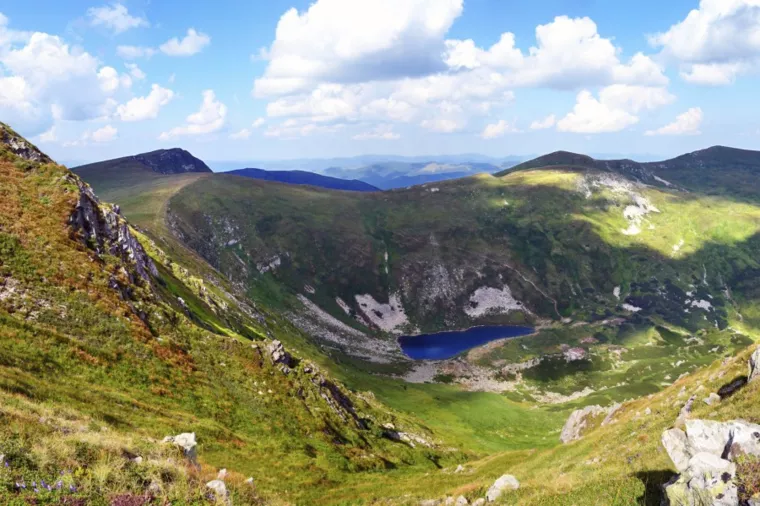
[91,124,118,142]
[420,118,463,133]
[530,114,556,130]
[481,119,520,139]
[230,128,251,140]
[64,124,118,147]
[651,0,760,85]
[645,107,703,136]
[557,85,675,133]
[88,3,147,34]
[264,119,344,139]
[352,124,400,140]
[444,16,668,89]
[251,2,670,140]
[116,84,174,121]
[253,0,463,97]
[160,90,226,139]
[0,18,131,134]
[160,28,210,56]
[252,117,266,128]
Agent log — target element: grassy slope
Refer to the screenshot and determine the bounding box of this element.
[77,151,569,459]
[1,129,479,504]
[70,146,760,504]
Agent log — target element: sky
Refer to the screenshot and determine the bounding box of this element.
[1,0,759,164]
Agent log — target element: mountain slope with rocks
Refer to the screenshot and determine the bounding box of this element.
[16,118,760,504]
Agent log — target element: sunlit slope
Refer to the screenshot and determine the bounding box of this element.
[167,166,760,334]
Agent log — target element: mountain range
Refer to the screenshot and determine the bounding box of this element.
[4,120,760,505]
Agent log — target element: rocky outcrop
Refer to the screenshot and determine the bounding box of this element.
[485,474,520,502]
[268,340,294,370]
[382,423,433,448]
[162,432,198,464]
[662,419,760,505]
[750,348,760,382]
[560,404,619,443]
[0,123,52,164]
[68,176,157,285]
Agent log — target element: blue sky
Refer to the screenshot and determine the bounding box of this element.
[1,0,758,164]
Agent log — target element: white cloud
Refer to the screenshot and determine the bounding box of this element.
[91,124,118,142]
[116,45,156,59]
[253,0,464,97]
[36,125,57,143]
[116,84,174,121]
[250,5,670,142]
[264,119,344,139]
[159,90,226,139]
[125,62,145,80]
[230,128,251,140]
[64,124,118,147]
[420,118,463,133]
[651,0,760,85]
[557,85,674,134]
[530,114,556,130]
[557,90,640,133]
[252,117,266,128]
[88,3,147,34]
[0,22,130,133]
[352,124,400,140]
[160,28,210,57]
[645,107,703,136]
[444,16,668,89]
[481,119,520,139]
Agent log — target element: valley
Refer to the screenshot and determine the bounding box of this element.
[1,121,759,504]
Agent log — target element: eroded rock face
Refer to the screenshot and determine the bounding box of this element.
[0,123,52,163]
[268,340,294,368]
[485,474,519,502]
[560,404,613,443]
[750,348,760,382]
[68,176,157,285]
[662,419,760,505]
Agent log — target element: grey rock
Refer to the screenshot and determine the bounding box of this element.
[455,496,469,506]
[162,432,197,463]
[268,340,294,368]
[472,500,486,506]
[750,348,760,382]
[662,428,691,473]
[486,474,519,502]
[676,395,696,425]
[0,123,52,163]
[560,404,619,443]
[206,480,229,503]
[704,393,721,406]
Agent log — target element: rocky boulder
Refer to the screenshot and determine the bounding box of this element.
[162,432,198,464]
[560,404,618,443]
[662,419,760,505]
[485,474,519,502]
[268,340,294,368]
[750,348,760,382]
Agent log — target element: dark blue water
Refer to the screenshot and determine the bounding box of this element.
[398,325,535,360]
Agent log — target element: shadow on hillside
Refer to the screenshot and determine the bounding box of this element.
[635,470,676,505]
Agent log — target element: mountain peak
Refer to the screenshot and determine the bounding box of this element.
[132,148,212,174]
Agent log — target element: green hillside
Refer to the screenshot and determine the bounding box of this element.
[3,121,759,504]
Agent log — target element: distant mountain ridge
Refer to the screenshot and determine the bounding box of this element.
[226,167,379,192]
[74,148,212,175]
[325,161,507,189]
[497,145,760,197]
